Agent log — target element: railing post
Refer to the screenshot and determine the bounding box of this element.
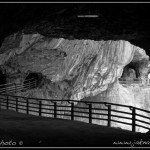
[14,83,17,93]
[35,80,37,87]
[89,104,92,123]
[54,102,57,118]
[4,86,6,94]
[7,96,8,109]
[132,107,136,132]
[71,103,74,120]
[108,105,111,127]
[29,81,30,89]
[16,97,18,112]
[26,98,29,115]
[39,101,42,116]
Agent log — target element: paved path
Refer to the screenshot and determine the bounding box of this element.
[0,109,149,147]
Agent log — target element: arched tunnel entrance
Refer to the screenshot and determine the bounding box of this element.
[24,72,42,90]
[119,62,141,83]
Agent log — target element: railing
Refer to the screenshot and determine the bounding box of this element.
[0,93,150,133]
[119,79,142,85]
[0,78,37,94]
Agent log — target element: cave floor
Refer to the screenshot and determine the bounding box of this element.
[0,109,149,148]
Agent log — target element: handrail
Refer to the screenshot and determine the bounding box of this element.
[0,93,135,108]
[0,78,37,94]
[119,80,142,84]
[0,93,144,110]
[0,81,36,91]
[0,93,150,133]
[0,78,36,88]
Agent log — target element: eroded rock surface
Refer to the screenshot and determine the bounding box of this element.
[0,33,149,101]
[1,32,150,132]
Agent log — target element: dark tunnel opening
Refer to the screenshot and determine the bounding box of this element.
[0,70,6,85]
[24,72,42,89]
[119,62,140,82]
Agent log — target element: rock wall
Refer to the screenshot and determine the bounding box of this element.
[1,33,148,100]
[0,33,150,132]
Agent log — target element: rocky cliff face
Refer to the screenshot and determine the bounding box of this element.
[0,32,150,132]
[0,32,148,99]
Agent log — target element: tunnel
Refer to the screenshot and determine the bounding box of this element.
[24,72,42,89]
[119,62,140,82]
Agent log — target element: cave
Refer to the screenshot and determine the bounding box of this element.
[24,72,42,89]
[0,3,150,136]
[119,62,140,82]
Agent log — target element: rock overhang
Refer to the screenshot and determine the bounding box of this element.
[1,3,150,55]
[0,32,149,100]
[1,3,150,133]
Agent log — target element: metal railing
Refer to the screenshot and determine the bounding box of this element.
[0,93,150,133]
[0,78,37,94]
[119,79,142,85]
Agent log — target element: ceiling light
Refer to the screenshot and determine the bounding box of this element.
[77,15,99,18]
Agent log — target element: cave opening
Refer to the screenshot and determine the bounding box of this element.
[24,72,42,89]
[119,62,140,82]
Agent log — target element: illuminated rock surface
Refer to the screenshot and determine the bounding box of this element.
[0,32,150,132]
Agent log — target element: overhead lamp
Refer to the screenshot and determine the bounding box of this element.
[77,15,99,18]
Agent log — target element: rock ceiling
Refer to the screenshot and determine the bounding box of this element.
[0,3,150,55]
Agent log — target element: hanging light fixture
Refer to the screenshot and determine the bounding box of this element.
[77,15,99,18]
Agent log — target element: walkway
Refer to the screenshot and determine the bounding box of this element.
[0,109,149,147]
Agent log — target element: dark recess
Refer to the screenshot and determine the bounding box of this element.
[0,70,6,85]
[24,72,42,88]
